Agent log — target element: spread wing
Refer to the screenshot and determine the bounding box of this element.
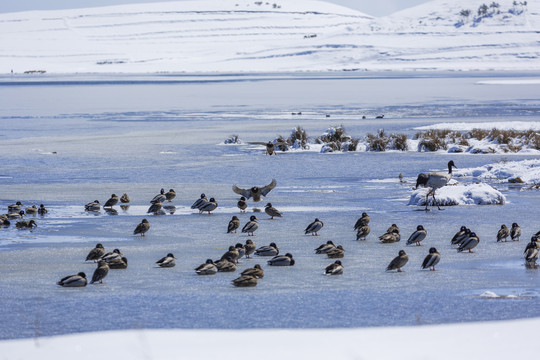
[260,179,277,197]
[232,185,252,199]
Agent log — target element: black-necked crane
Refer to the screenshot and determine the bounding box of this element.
[415,160,457,211]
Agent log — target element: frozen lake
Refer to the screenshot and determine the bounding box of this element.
[1,72,540,340]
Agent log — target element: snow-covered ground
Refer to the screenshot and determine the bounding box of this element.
[0,0,539,73]
[0,317,537,360]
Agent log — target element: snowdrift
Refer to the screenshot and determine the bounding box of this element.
[409,183,506,206]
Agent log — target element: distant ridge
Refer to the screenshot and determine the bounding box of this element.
[0,0,538,74]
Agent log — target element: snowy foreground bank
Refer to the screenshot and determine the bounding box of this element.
[1,318,535,360]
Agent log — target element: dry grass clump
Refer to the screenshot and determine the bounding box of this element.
[316,125,359,152]
[416,129,449,152]
[288,126,308,149]
[365,130,407,151]
[391,133,408,151]
[469,128,489,140]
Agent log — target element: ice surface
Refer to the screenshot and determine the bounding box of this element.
[408,183,506,206]
[0,73,540,341]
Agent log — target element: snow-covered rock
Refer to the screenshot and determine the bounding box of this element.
[408,183,506,206]
[458,159,540,184]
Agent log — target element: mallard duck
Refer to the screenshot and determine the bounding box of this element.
[511,223,521,241]
[102,249,122,262]
[325,260,344,275]
[165,189,176,202]
[496,224,510,242]
[386,250,409,272]
[8,201,23,213]
[199,198,218,214]
[227,216,241,233]
[156,253,177,267]
[242,215,259,236]
[237,197,247,212]
[458,232,480,253]
[327,245,344,259]
[265,203,282,219]
[268,253,295,266]
[215,257,237,272]
[0,219,10,227]
[134,218,150,236]
[25,205,37,215]
[232,179,276,202]
[354,212,370,230]
[255,242,279,256]
[37,204,48,215]
[379,228,401,243]
[406,225,427,246]
[221,246,240,263]
[415,160,457,210]
[305,218,323,236]
[104,194,119,208]
[356,225,370,241]
[85,200,100,211]
[108,257,128,269]
[90,260,109,284]
[451,226,468,245]
[387,224,400,234]
[86,243,105,262]
[232,275,258,287]
[195,259,218,275]
[120,193,130,203]
[57,272,87,287]
[315,240,335,254]
[244,239,256,258]
[191,193,207,209]
[524,239,539,268]
[241,264,264,278]
[150,188,166,204]
[147,200,163,214]
[15,220,37,229]
[235,243,246,260]
[421,247,441,271]
[7,211,24,220]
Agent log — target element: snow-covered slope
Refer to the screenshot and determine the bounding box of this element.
[0,0,538,73]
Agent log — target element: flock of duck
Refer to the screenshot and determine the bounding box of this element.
[3,161,539,289]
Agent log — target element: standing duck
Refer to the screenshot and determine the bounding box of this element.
[86,243,105,262]
[165,189,176,202]
[85,200,101,212]
[524,238,539,268]
[325,260,344,275]
[244,239,256,258]
[104,194,119,208]
[264,203,282,219]
[267,253,295,266]
[451,226,468,245]
[156,253,177,268]
[354,212,370,230]
[232,179,277,202]
[199,198,218,214]
[510,223,522,241]
[421,247,441,271]
[195,259,218,275]
[305,218,324,236]
[147,200,163,214]
[386,250,409,272]
[90,260,109,284]
[406,225,427,246]
[120,193,130,203]
[191,193,207,209]
[356,225,370,241]
[221,246,240,263]
[237,197,247,212]
[150,188,166,204]
[255,242,279,256]
[134,218,150,236]
[415,160,457,210]
[57,272,87,287]
[496,224,510,242]
[458,232,480,253]
[242,215,259,236]
[227,216,241,234]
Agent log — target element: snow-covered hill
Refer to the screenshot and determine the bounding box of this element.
[0,0,538,73]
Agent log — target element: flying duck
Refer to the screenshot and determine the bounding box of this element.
[232,179,277,202]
